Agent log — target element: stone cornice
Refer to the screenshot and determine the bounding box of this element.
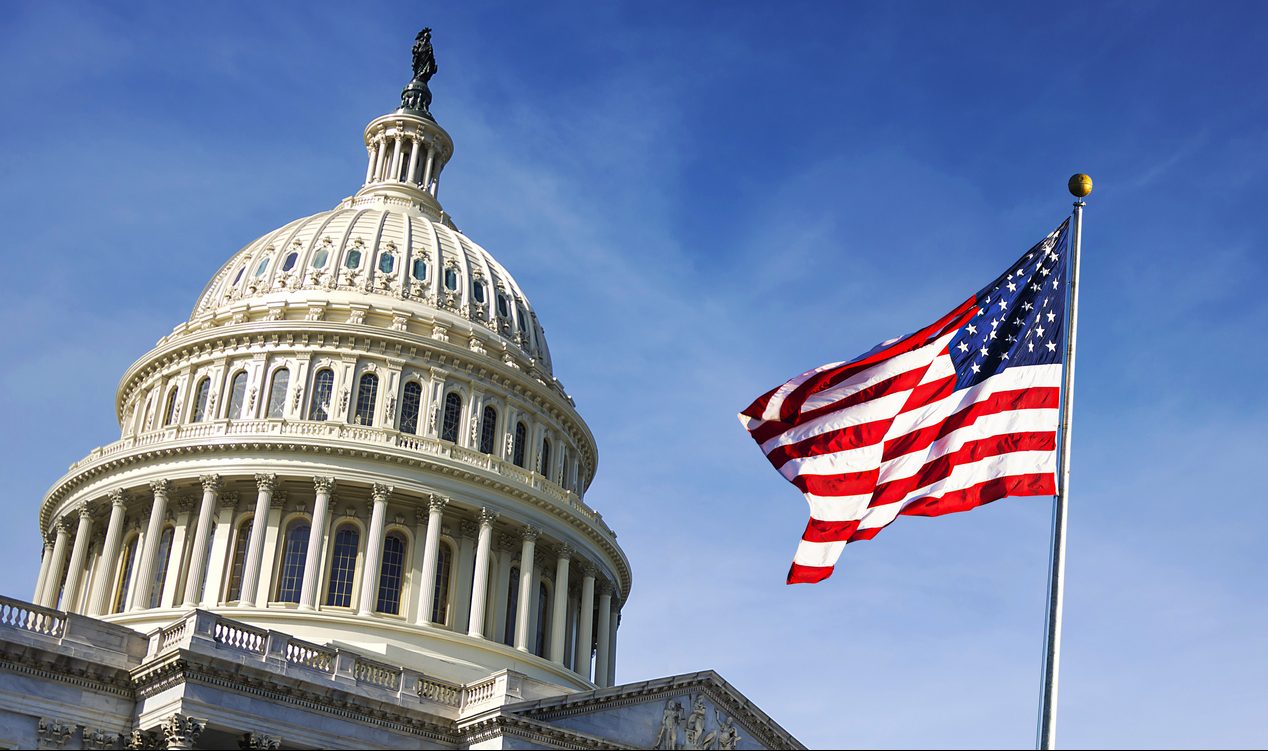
[460,713,637,750]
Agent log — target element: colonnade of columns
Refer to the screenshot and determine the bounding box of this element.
[33,473,623,686]
[365,129,444,197]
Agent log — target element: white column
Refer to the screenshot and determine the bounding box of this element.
[549,545,572,665]
[129,479,170,611]
[431,171,441,197]
[237,474,275,607]
[253,491,285,607]
[513,527,539,651]
[372,138,387,182]
[608,606,620,686]
[32,537,54,603]
[405,137,421,185]
[415,495,448,624]
[89,491,128,616]
[182,476,221,607]
[299,477,335,610]
[40,521,71,606]
[61,504,95,613]
[492,534,515,643]
[594,583,613,687]
[358,484,392,615]
[364,144,376,184]
[389,136,404,182]
[201,492,238,607]
[574,566,595,677]
[421,145,436,189]
[467,509,497,638]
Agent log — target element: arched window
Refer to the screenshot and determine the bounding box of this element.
[399,382,423,434]
[375,533,407,615]
[504,566,520,646]
[147,527,175,609]
[441,392,462,443]
[431,542,453,624]
[192,378,211,423]
[479,405,498,454]
[354,373,378,426]
[513,422,527,467]
[226,371,248,419]
[275,521,310,603]
[308,369,334,421]
[267,368,289,418]
[226,518,254,602]
[540,438,552,480]
[162,388,180,426]
[112,535,139,614]
[325,525,360,607]
[534,581,550,656]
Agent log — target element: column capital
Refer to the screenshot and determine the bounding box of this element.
[162,714,206,749]
[42,535,55,551]
[597,580,613,597]
[427,493,449,513]
[556,543,574,560]
[54,517,73,534]
[199,474,223,493]
[77,502,94,520]
[579,561,598,579]
[239,731,283,750]
[312,476,336,494]
[371,483,394,503]
[107,488,127,507]
[478,508,499,527]
[149,479,171,496]
[254,473,277,492]
[520,525,540,542]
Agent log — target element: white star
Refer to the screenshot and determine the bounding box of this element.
[1023,302,1034,311]
[1007,281,1017,292]
[991,318,1000,329]
[1052,278,1060,289]
[1001,351,1009,360]
[979,346,989,357]
[1036,325,1046,337]
[1046,310,1056,323]
[976,307,985,317]
[966,324,977,335]
[1045,340,1057,352]
[989,330,997,340]
[971,362,981,374]
[1028,341,1035,352]
[1031,283,1042,292]
[1006,334,1017,343]
[997,299,1008,311]
[957,341,969,353]
[1040,266,1051,277]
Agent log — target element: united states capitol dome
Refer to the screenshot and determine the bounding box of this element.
[31,26,630,696]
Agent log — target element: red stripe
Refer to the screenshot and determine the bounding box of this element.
[766,418,890,471]
[882,387,1059,462]
[897,472,1055,518]
[787,562,834,585]
[773,297,976,423]
[898,373,955,414]
[869,431,1055,508]
[748,366,926,445]
[793,468,879,497]
[800,518,861,543]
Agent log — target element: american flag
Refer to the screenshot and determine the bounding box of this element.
[739,220,1071,584]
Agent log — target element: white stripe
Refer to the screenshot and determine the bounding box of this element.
[804,492,873,523]
[857,450,1056,530]
[797,336,949,414]
[760,389,910,456]
[791,538,847,568]
[759,359,846,422]
[876,408,1058,485]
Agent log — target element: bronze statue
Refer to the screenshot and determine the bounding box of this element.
[401,27,438,116]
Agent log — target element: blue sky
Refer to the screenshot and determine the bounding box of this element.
[2,2,1266,747]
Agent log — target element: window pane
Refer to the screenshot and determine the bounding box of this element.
[504,566,519,645]
[226,520,253,601]
[535,581,550,656]
[345,249,362,269]
[282,252,298,272]
[540,439,552,480]
[113,537,138,614]
[431,543,453,624]
[192,379,210,422]
[479,406,497,454]
[312,248,329,269]
[497,293,510,317]
[254,257,270,277]
[275,523,310,603]
[375,534,406,614]
[378,253,395,274]
[163,388,180,426]
[441,392,462,443]
[267,369,289,418]
[147,527,175,609]
[473,282,486,303]
[411,258,428,281]
[309,370,334,421]
[232,266,245,284]
[400,382,423,434]
[513,422,527,467]
[325,527,360,607]
[354,373,378,426]
[227,372,248,419]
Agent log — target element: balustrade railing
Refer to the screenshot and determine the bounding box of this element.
[213,620,266,653]
[354,656,402,691]
[418,676,462,707]
[0,596,65,638]
[285,638,336,673]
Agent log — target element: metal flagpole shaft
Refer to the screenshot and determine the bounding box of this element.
[1038,175,1089,749]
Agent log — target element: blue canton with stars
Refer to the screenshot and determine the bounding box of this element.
[948,220,1071,391]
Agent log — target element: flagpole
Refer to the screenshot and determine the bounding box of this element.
[1037,174,1090,750]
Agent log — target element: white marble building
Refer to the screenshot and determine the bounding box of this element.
[0,29,804,751]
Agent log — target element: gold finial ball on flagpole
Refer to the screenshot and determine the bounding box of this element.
[1068,173,1093,198]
